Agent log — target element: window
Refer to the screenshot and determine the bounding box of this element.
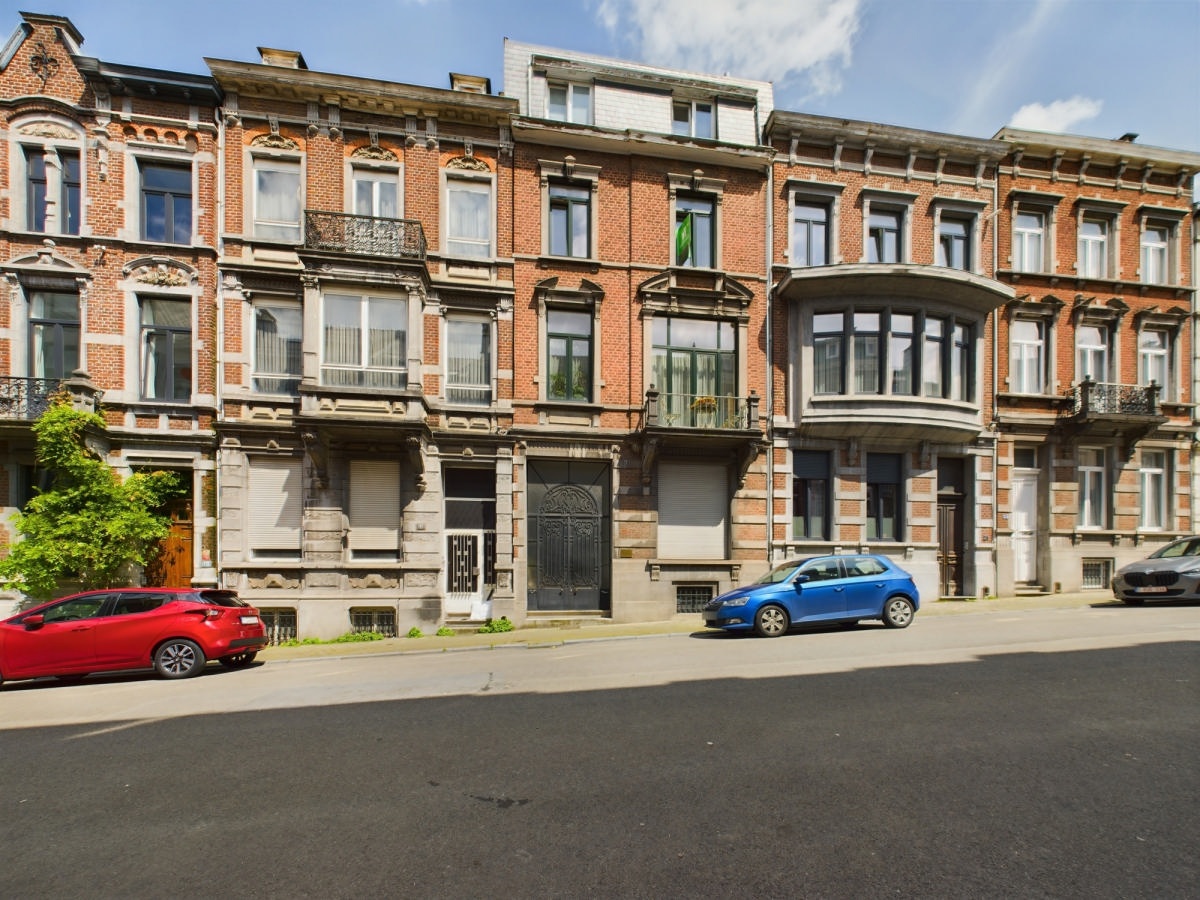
[446,176,492,258]
[548,83,592,124]
[1140,450,1166,530]
[547,310,592,402]
[675,195,715,268]
[890,313,915,395]
[1011,319,1046,394]
[1140,224,1169,284]
[549,183,590,258]
[793,200,828,266]
[866,453,902,541]
[937,216,971,270]
[651,317,736,426]
[322,293,406,389]
[867,210,901,263]
[254,304,302,394]
[672,100,714,138]
[248,457,302,559]
[813,312,844,394]
[814,309,972,401]
[1138,328,1170,395]
[349,459,400,559]
[141,162,192,244]
[1014,211,1045,272]
[793,450,830,540]
[1077,448,1106,529]
[853,312,882,394]
[253,158,301,240]
[140,297,191,402]
[1078,216,1109,279]
[446,318,492,405]
[352,168,399,218]
[29,291,80,380]
[1076,323,1109,382]
[25,146,80,235]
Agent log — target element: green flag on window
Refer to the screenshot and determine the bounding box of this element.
[675,211,693,265]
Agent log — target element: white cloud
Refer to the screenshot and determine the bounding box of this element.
[594,0,861,94]
[1009,96,1103,133]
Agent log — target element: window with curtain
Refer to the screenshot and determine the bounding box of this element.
[951,323,972,402]
[352,168,399,218]
[141,297,192,402]
[29,290,80,380]
[889,313,915,395]
[937,216,970,269]
[25,146,80,235]
[549,183,591,258]
[651,316,736,426]
[254,304,302,394]
[1140,224,1169,284]
[1138,328,1170,397]
[446,177,492,258]
[253,158,301,240]
[1014,210,1045,272]
[674,195,715,268]
[853,312,881,394]
[1140,450,1166,530]
[1076,323,1109,382]
[446,318,492,405]
[793,200,828,266]
[1077,448,1106,529]
[548,82,592,123]
[921,316,944,398]
[1011,319,1045,394]
[813,312,844,395]
[547,309,592,402]
[867,210,901,263]
[1078,217,1110,279]
[322,293,406,389]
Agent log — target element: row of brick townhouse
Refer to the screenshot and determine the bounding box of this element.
[1,12,1197,636]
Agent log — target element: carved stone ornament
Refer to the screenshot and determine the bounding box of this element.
[251,133,299,150]
[349,573,400,589]
[352,145,398,162]
[18,122,77,141]
[248,573,302,590]
[128,261,194,287]
[446,155,490,172]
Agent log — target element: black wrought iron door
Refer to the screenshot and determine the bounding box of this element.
[532,484,602,611]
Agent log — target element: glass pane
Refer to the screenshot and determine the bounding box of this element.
[367,297,406,368]
[570,199,589,257]
[694,103,713,138]
[550,310,591,336]
[172,332,191,400]
[255,306,302,383]
[324,294,362,366]
[549,203,567,256]
[570,85,591,124]
[142,297,190,327]
[548,85,567,120]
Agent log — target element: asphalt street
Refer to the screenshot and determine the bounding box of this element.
[1,602,1197,899]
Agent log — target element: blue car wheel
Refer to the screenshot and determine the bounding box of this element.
[882,596,915,629]
[754,604,789,637]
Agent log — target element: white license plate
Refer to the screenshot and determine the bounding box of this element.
[1134,586,1167,594]
[240,615,260,624]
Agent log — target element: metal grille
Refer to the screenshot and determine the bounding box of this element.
[261,608,297,645]
[350,608,397,637]
[0,377,60,420]
[1121,569,1176,588]
[1081,560,1112,590]
[304,210,427,259]
[676,584,715,614]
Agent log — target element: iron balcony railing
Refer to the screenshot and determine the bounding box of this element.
[644,387,759,430]
[304,210,427,260]
[0,377,59,420]
[1067,378,1159,417]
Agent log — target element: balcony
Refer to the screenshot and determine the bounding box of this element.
[641,387,765,488]
[304,210,427,260]
[0,378,59,420]
[1060,378,1167,445]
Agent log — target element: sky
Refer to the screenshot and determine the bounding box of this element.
[6,0,1199,152]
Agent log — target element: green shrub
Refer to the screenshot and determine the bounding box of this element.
[436,626,455,637]
[477,616,514,634]
[331,630,387,643]
[406,627,424,638]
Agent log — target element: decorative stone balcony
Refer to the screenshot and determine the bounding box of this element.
[304,210,427,260]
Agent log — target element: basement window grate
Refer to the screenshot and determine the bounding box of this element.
[1081,559,1112,590]
[676,584,715,614]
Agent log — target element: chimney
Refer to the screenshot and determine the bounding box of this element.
[258,47,308,69]
[450,73,491,94]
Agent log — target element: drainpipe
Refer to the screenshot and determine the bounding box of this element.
[764,157,774,566]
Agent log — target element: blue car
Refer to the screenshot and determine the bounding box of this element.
[702,554,920,637]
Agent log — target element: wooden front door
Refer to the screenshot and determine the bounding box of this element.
[937,500,964,597]
[146,500,193,588]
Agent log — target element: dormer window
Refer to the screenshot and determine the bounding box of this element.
[672,100,714,139]
[548,82,592,124]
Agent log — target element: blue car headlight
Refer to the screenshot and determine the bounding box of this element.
[721,597,749,608]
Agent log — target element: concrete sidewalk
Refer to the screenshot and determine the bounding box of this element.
[258,590,1118,663]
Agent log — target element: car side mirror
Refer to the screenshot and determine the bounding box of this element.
[792,574,810,590]
[22,614,45,628]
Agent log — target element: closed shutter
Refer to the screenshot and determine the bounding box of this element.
[248,457,302,555]
[658,461,727,558]
[349,459,400,552]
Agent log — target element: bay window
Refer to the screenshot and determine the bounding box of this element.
[321,293,407,389]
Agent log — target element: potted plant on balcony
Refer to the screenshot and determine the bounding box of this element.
[690,395,718,427]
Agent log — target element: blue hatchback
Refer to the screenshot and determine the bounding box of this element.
[702,554,920,637]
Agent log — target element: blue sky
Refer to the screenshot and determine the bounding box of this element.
[8,0,1199,152]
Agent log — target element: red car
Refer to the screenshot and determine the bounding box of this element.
[0,587,268,685]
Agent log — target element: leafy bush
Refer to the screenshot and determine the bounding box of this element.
[477,616,514,634]
[331,630,387,643]
[406,627,424,638]
[436,626,455,637]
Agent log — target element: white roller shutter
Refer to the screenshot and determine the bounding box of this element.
[248,457,302,555]
[349,459,400,552]
[658,461,727,558]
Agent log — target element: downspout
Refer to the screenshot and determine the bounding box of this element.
[764,158,774,566]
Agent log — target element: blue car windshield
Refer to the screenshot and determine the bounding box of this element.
[754,563,802,585]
